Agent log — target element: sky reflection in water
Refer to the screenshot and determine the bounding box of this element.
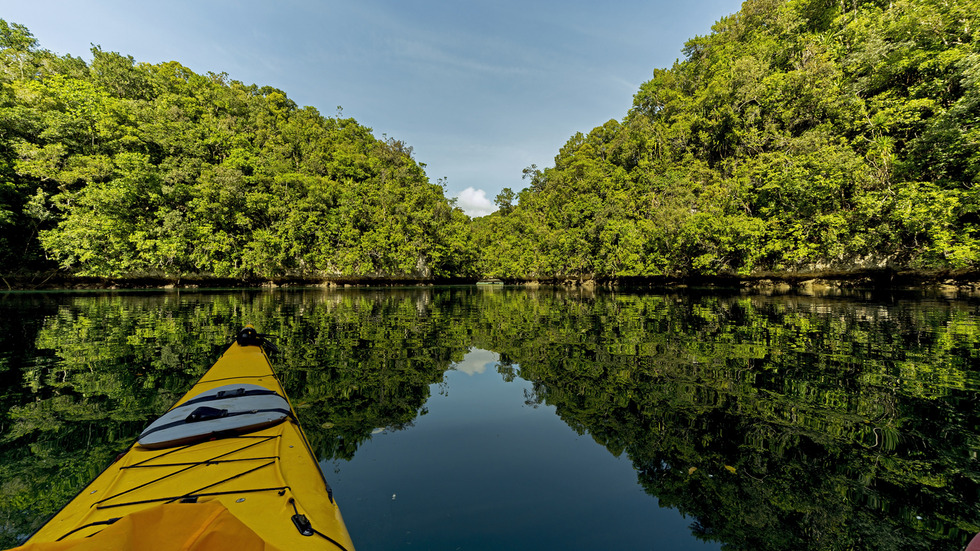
[327,348,718,551]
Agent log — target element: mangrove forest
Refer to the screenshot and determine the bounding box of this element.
[0,0,978,283]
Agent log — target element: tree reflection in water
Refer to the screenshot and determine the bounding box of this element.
[0,288,978,550]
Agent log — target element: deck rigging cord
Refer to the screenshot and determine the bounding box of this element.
[96,436,280,507]
[95,435,279,509]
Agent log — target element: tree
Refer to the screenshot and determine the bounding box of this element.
[494,187,515,213]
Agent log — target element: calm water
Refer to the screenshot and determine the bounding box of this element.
[1,287,979,550]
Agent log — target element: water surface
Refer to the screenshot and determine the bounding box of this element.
[1,287,978,550]
[330,349,712,550]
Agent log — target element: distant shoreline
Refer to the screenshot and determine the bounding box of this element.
[4,269,980,294]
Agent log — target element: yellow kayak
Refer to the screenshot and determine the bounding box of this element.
[10,327,355,551]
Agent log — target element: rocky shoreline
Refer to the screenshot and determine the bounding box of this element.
[4,268,980,295]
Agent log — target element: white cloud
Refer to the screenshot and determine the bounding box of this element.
[455,187,496,218]
[453,348,500,376]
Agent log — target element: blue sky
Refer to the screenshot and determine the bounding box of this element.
[1,0,744,216]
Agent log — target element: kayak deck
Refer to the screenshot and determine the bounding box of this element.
[18,331,354,551]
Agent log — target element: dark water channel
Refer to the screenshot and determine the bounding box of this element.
[1,287,979,550]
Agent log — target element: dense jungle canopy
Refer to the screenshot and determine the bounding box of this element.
[0,21,475,280]
[1,0,979,281]
[474,0,980,278]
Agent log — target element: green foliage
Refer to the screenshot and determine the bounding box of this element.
[0,24,470,278]
[477,0,980,277]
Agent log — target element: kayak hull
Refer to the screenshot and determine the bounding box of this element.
[13,331,354,551]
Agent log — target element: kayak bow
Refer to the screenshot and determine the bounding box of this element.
[11,327,354,551]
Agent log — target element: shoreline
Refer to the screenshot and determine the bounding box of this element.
[4,268,980,294]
